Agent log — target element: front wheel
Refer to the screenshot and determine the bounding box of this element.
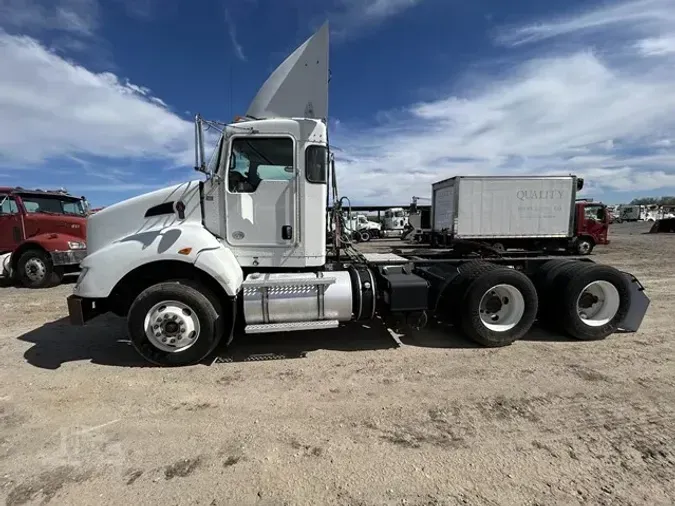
[127,280,225,366]
[574,238,594,255]
[17,249,62,288]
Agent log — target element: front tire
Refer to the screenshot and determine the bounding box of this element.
[127,280,225,366]
[17,249,62,288]
[574,237,594,255]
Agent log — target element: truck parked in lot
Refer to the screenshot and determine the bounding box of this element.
[382,207,408,237]
[431,176,610,255]
[66,23,649,367]
[0,187,88,287]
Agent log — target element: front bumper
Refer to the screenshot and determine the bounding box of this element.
[67,295,106,325]
[51,249,88,267]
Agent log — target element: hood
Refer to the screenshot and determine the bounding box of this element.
[25,214,87,240]
[86,181,203,255]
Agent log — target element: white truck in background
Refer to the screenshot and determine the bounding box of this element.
[330,213,381,241]
[382,207,408,237]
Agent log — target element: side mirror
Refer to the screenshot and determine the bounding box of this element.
[194,114,210,177]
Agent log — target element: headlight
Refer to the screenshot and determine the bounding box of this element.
[68,241,86,250]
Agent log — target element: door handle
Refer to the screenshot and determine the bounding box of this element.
[282,225,293,240]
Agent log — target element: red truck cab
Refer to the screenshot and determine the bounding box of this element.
[0,187,88,288]
[572,201,610,255]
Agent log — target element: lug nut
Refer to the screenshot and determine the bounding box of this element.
[169,338,176,344]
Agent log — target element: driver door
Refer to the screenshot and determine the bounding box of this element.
[0,195,22,251]
[225,135,298,248]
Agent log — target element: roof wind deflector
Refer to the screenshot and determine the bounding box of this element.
[246,22,330,121]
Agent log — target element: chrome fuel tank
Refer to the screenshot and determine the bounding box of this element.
[242,271,353,324]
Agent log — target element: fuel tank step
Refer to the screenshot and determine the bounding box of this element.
[244,320,340,334]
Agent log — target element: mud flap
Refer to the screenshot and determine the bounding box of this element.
[617,272,650,332]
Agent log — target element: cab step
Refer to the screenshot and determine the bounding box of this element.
[244,320,340,334]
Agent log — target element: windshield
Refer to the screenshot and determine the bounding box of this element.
[20,195,86,216]
[584,204,605,221]
[394,211,405,217]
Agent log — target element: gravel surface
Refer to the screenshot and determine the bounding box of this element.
[1,222,673,505]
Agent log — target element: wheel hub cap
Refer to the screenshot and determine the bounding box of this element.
[575,281,620,327]
[144,300,201,352]
[479,284,525,332]
[25,258,46,281]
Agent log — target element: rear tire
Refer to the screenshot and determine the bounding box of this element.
[459,268,538,347]
[549,264,630,341]
[533,259,578,322]
[436,261,499,324]
[127,280,225,366]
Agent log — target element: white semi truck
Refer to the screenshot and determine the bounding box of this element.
[67,23,650,367]
[382,208,408,237]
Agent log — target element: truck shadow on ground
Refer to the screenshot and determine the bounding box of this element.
[17,316,149,369]
[17,316,577,369]
[214,320,400,363]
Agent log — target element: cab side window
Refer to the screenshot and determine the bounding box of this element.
[228,137,294,193]
[0,196,18,214]
[305,145,327,184]
[584,206,599,221]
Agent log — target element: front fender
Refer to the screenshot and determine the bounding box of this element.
[75,224,243,298]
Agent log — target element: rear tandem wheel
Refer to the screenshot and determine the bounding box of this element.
[437,261,539,347]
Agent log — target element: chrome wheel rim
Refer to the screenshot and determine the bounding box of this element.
[144,300,201,352]
[24,257,46,282]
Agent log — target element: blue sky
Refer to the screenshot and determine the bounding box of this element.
[1,0,675,206]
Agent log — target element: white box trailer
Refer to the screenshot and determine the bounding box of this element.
[431,176,585,252]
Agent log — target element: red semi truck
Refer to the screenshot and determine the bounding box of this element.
[0,187,88,288]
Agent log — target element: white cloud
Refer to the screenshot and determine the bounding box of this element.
[635,36,675,56]
[330,0,675,203]
[0,0,99,36]
[495,0,674,47]
[224,8,246,61]
[329,0,424,39]
[0,32,194,166]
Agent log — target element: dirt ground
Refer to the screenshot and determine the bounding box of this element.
[1,222,674,506]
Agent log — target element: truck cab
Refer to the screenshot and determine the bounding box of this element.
[0,187,87,287]
[573,201,610,255]
[383,208,408,237]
